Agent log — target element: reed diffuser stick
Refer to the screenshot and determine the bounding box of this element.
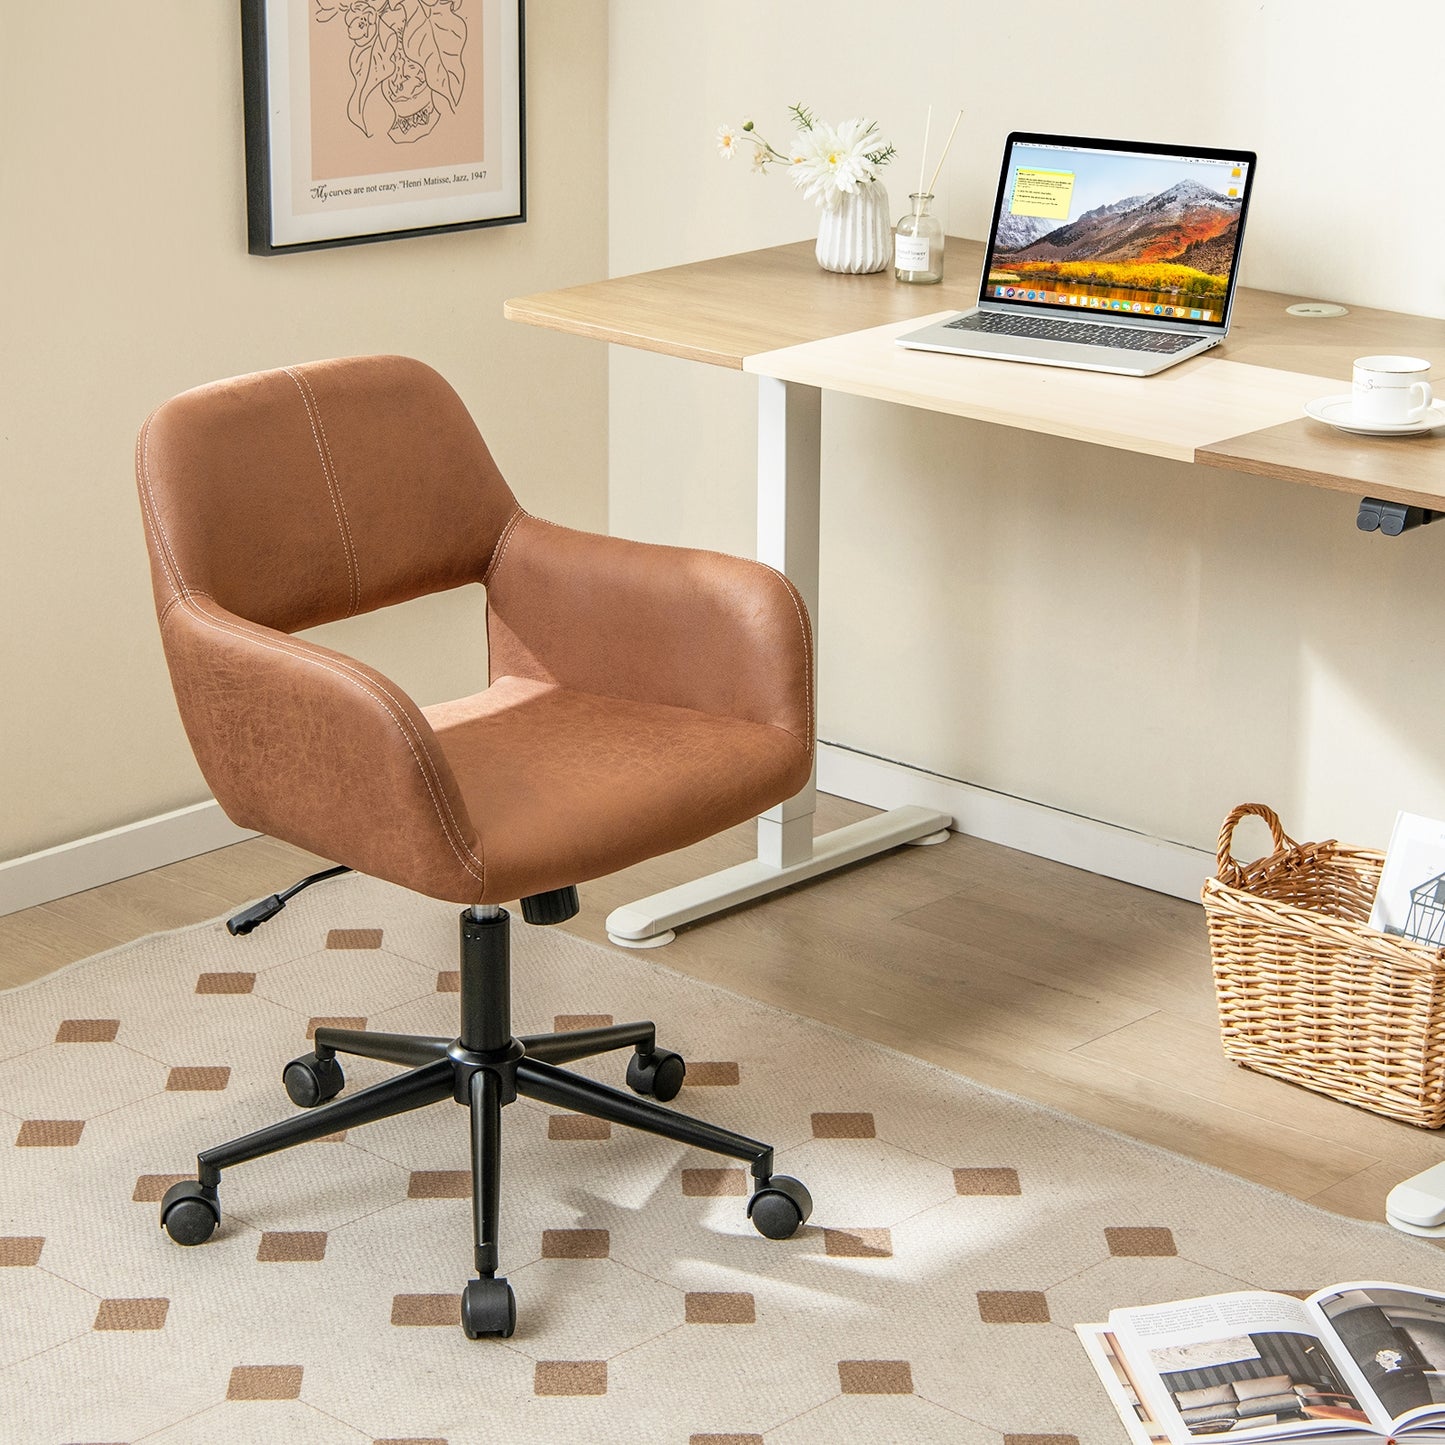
[925,109,964,197]
[916,105,933,197]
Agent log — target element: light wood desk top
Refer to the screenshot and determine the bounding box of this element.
[506,238,1445,508]
[744,313,1338,466]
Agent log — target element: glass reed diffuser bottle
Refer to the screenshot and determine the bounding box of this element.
[894,192,944,283]
[895,106,961,285]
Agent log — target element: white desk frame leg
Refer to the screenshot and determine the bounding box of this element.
[606,377,952,947]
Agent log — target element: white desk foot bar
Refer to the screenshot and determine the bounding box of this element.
[605,804,952,947]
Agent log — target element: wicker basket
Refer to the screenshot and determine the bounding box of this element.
[1202,802,1445,1127]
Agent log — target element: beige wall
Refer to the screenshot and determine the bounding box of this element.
[0,1,609,862]
[607,0,1445,856]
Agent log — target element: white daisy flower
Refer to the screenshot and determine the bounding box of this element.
[714,107,893,209]
[790,117,888,208]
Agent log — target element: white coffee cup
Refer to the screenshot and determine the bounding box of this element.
[1352,355,1433,424]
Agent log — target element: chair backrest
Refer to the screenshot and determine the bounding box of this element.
[137,355,519,632]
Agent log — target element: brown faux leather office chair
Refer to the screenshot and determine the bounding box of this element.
[135,355,814,1338]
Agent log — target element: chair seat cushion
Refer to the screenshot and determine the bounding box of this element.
[425,676,811,902]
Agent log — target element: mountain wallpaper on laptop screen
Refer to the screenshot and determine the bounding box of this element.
[989,180,1241,303]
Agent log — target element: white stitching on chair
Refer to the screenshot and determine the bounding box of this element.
[487,513,815,753]
[482,507,527,585]
[284,367,361,619]
[138,414,190,607]
[158,590,213,628]
[140,410,486,894]
[762,567,814,751]
[175,602,487,891]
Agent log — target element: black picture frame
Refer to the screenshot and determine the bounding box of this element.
[241,0,525,255]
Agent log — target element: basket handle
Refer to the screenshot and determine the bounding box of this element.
[1216,803,1296,886]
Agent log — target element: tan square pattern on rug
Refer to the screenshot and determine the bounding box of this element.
[15,1118,84,1147]
[227,1364,304,1400]
[979,1289,1052,1324]
[54,1018,119,1043]
[2,871,1443,1445]
[392,1293,460,1326]
[196,970,255,994]
[955,1165,1022,1195]
[1105,1226,1177,1257]
[257,1231,328,1262]
[535,1360,607,1396]
[685,1061,740,1086]
[684,1291,756,1324]
[541,1228,609,1259]
[838,1359,914,1394]
[823,1226,892,1258]
[326,928,383,949]
[547,1113,611,1140]
[0,1236,45,1267]
[93,1296,170,1330]
[407,1169,470,1199]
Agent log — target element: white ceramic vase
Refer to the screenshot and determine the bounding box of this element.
[815,179,891,274]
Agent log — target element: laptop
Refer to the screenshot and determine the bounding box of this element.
[896,132,1257,376]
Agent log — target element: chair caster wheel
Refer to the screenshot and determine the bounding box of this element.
[159,1180,220,1246]
[748,1174,812,1240]
[283,1052,344,1108]
[461,1276,517,1339]
[626,1048,686,1103]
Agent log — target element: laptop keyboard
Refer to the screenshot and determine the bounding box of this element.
[945,311,1199,354]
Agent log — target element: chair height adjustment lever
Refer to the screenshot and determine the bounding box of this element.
[226,864,352,935]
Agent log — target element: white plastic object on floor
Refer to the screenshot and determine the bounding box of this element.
[1385,1162,1445,1236]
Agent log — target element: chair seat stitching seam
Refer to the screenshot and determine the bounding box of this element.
[159,590,213,628]
[144,418,482,891]
[142,404,480,886]
[482,507,527,585]
[181,601,486,889]
[490,516,815,751]
[284,368,360,619]
[765,568,814,749]
[139,415,192,606]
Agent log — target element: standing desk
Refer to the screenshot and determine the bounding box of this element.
[507,238,1445,946]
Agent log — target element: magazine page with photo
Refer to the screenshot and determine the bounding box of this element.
[1074,1283,1445,1445]
[1368,814,1445,947]
[1078,1324,1172,1445]
[1313,1284,1445,1431]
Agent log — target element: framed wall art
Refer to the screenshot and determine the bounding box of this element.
[241,0,524,254]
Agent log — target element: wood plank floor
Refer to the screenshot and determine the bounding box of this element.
[1,795,1432,1226]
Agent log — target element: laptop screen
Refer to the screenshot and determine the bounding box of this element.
[982,133,1256,330]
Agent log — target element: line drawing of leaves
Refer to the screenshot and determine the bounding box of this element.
[348,29,398,136]
[405,0,467,112]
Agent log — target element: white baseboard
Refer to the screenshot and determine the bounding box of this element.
[0,802,257,918]
[817,742,1213,903]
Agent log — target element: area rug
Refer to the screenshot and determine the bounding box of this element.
[2,873,1442,1445]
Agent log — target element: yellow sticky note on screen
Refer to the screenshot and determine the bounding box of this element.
[1011,168,1075,219]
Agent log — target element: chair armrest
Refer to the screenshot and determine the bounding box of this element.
[483,515,813,751]
[159,595,487,903]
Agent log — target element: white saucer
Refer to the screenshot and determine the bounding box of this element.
[1304,394,1445,436]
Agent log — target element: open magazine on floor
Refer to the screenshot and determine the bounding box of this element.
[1077,1284,1445,1444]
